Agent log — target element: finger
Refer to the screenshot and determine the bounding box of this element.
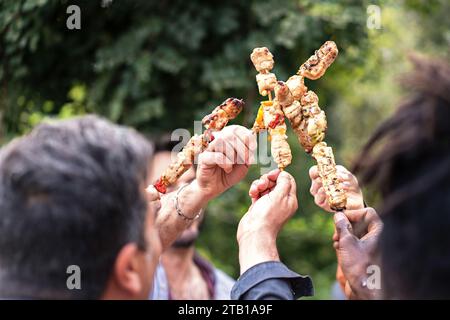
[288,173,297,197]
[225,163,250,189]
[256,175,271,192]
[341,181,352,191]
[358,207,383,235]
[333,241,339,250]
[231,134,251,165]
[336,165,354,179]
[344,281,355,300]
[344,208,369,239]
[252,174,276,195]
[267,168,281,182]
[345,207,382,235]
[145,185,161,201]
[334,212,357,247]
[254,169,279,189]
[336,165,348,172]
[337,165,359,189]
[230,125,258,152]
[272,171,294,201]
[209,129,247,165]
[266,178,277,191]
[336,165,350,177]
[337,171,349,182]
[333,227,339,241]
[249,180,261,198]
[239,131,257,165]
[366,208,383,234]
[309,165,319,180]
[309,179,322,196]
[219,126,255,165]
[314,187,327,206]
[198,151,233,173]
[209,137,238,165]
[250,179,276,201]
[343,208,367,223]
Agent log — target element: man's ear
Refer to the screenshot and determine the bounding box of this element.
[112,243,143,297]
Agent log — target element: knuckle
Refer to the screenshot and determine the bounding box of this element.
[340,234,355,246]
[366,207,379,221]
[336,220,349,232]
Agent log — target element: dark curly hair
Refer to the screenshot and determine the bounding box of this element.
[353,55,450,299]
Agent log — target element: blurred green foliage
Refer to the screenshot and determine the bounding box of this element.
[0,0,448,299]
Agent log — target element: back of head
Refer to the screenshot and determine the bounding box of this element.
[353,56,450,299]
[0,115,153,299]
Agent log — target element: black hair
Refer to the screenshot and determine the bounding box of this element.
[353,55,450,299]
[151,133,184,153]
[0,115,153,299]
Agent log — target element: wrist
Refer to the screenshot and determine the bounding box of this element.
[237,227,277,245]
[237,230,280,274]
[177,180,209,219]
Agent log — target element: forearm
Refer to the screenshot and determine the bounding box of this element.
[234,235,314,300]
[237,231,280,275]
[156,180,209,250]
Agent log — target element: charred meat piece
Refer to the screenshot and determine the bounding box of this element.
[154,98,243,193]
[298,41,338,80]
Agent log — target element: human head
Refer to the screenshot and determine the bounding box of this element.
[0,115,161,299]
[149,134,204,248]
[353,56,450,299]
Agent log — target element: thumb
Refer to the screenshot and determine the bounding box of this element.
[271,171,293,200]
[334,211,357,248]
[145,185,161,202]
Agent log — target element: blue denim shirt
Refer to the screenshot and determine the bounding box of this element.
[231,261,314,300]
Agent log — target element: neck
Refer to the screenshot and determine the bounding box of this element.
[161,246,196,282]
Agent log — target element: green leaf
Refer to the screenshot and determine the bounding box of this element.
[123,98,163,126]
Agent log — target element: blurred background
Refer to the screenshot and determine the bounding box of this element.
[0,0,449,299]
